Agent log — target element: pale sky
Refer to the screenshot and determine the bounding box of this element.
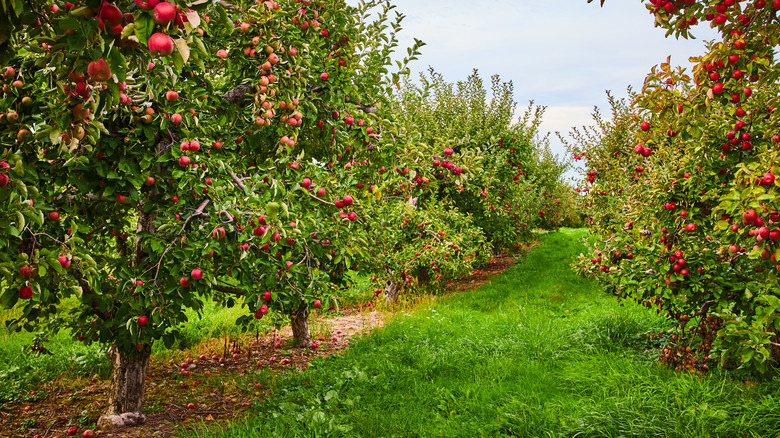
[376,0,720,178]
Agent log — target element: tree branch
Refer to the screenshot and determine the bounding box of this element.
[221,85,254,104]
[694,300,717,317]
[213,285,246,295]
[226,169,247,192]
[308,192,335,206]
[71,268,111,321]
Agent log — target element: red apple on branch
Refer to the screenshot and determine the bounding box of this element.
[87,58,111,82]
[153,2,177,25]
[148,32,175,56]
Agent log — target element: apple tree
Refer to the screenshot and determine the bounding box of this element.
[573,0,780,373]
[0,0,422,427]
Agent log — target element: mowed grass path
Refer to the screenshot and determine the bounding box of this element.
[190,229,780,437]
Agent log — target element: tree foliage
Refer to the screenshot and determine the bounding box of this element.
[572,0,780,374]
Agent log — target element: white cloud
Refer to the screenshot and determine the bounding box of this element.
[353,0,720,180]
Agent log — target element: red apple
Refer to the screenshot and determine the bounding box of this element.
[67,427,78,436]
[18,285,33,299]
[87,58,111,82]
[191,268,203,280]
[301,178,311,188]
[138,315,148,326]
[166,90,179,101]
[145,176,156,186]
[83,429,95,438]
[342,195,353,205]
[148,32,174,56]
[317,187,326,196]
[99,3,123,28]
[19,265,33,279]
[313,299,322,309]
[171,113,182,124]
[49,211,60,220]
[153,1,177,25]
[135,0,159,9]
[180,277,191,287]
[58,256,71,268]
[320,72,329,81]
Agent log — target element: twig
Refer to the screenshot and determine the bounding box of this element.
[147,199,211,283]
[308,192,335,206]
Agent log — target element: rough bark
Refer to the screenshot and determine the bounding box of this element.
[291,303,311,347]
[221,85,254,104]
[417,268,430,287]
[132,211,156,268]
[384,278,399,307]
[97,345,151,429]
[771,332,780,364]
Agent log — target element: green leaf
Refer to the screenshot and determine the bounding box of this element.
[135,13,154,45]
[59,17,81,31]
[109,48,127,83]
[174,38,190,65]
[0,286,18,309]
[15,211,24,234]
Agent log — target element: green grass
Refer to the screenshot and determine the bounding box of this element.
[183,229,780,437]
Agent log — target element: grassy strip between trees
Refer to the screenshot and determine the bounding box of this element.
[184,229,780,438]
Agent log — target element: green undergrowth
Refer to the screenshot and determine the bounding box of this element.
[184,229,780,438]
[0,299,255,406]
[0,276,376,407]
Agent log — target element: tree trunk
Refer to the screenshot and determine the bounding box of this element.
[417,268,430,287]
[384,278,399,307]
[96,345,151,429]
[291,303,311,347]
[771,332,780,365]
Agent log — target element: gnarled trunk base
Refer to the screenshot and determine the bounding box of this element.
[97,345,151,430]
[291,303,311,348]
[384,278,399,307]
